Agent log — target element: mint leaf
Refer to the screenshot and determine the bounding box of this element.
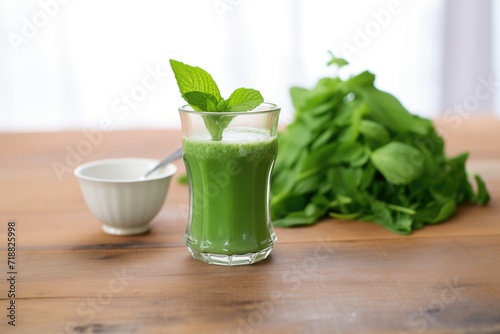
[225,88,264,112]
[169,59,222,102]
[170,59,265,141]
[183,92,219,112]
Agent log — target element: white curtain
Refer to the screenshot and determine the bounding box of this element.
[0,0,495,131]
[494,0,500,115]
[442,0,494,115]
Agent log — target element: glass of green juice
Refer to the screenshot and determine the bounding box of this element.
[179,103,280,266]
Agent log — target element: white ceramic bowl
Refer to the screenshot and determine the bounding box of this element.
[74,158,177,235]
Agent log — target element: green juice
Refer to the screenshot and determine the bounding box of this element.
[183,129,277,256]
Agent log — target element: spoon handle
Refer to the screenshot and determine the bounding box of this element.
[142,148,183,179]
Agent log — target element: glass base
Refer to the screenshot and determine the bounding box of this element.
[186,245,274,266]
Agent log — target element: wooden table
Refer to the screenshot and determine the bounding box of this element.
[1,118,499,334]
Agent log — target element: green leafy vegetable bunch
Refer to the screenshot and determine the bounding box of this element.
[271,55,490,234]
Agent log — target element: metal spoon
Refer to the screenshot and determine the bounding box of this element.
[141,148,183,180]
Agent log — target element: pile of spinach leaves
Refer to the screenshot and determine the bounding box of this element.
[270,56,490,234]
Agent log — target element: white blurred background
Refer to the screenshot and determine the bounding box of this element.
[0,0,498,132]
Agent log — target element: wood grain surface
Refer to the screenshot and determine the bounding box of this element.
[0,117,499,334]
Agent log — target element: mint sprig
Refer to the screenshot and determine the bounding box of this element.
[170,59,264,140]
